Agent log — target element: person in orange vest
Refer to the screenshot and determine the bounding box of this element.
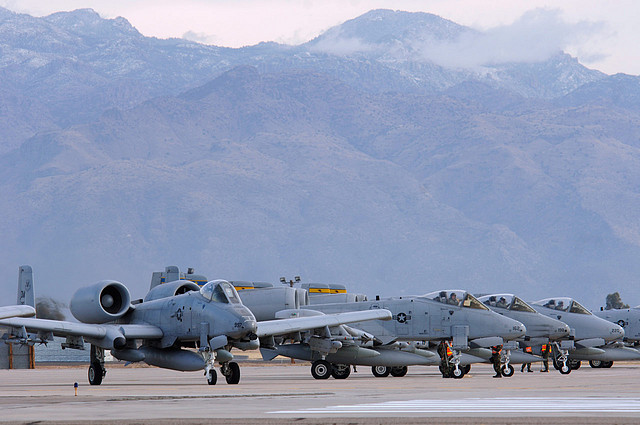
[437,340,453,378]
[521,346,533,372]
[490,345,503,378]
[541,344,551,372]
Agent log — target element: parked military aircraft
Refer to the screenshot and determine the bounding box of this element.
[0,267,391,385]
[475,294,571,374]
[593,305,640,368]
[531,297,639,371]
[241,287,526,379]
[0,265,36,320]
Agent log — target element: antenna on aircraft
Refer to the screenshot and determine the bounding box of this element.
[280,276,301,287]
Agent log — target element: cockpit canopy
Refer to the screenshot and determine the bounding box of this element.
[477,294,537,313]
[199,280,241,304]
[532,297,591,315]
[423,290,489,310]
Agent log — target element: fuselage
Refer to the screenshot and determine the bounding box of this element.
[532,304,624,342]
[303,293,525,342]
[129,283,257,347]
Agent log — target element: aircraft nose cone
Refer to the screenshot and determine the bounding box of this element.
[609,324,624,340]
[243,318,258,334]
[552,323,571,339]
[503,320,526,340]
[513,323,526,338]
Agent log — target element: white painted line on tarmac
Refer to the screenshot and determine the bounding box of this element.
[271,397,640,414]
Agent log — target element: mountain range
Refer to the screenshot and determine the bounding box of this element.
[1,7,639,309]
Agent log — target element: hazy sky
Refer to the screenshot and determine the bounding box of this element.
[0,0,638,75]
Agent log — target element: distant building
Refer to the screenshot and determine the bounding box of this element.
[0,327,35,369]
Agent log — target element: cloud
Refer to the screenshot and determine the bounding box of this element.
[182,30,218,45]
[416,8,606,69]
[309,29,377,56]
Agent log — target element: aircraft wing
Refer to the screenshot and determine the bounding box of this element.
[0,317,163,341]
[256,309,392,338]
[0,305,35,320]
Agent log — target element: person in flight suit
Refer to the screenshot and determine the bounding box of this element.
[490,345,503,378]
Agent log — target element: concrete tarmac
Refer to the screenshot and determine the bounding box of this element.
[1,362,640,424]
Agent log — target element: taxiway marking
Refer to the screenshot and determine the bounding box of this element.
[271,397,640,414]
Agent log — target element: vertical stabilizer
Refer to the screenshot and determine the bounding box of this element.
[17,265,35,308]
[164,266,180,284]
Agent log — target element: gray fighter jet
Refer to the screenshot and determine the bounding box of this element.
[531,297,638,371]
[242,288,526,379]
[593,305,640,368]
[0,266,391,385]
[475,294,571,374]
[0,265,36,319]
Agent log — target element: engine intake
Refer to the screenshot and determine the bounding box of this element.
[70,280,131,324]
[144,280,200,302]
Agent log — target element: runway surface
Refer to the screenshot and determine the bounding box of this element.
[1,362,639,424]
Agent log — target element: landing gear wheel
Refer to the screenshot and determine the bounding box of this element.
[207,369,218,385]
[602,361,614,368]
[451,367,464,379]
[552,357,561,371]
[224,361,240,384]
[88,362,103,386]
[371,365,390,377]
[390,366,408,377]
[589,360,602,368]
[559,363,571,375]
[501,364,514,377]
[331,363,351,379]
[311,360,331,380]
[568,360,581,370]
[462,364,471,374]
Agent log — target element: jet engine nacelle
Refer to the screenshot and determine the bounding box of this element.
[144,280,200,302]
[70,280,131,324]
[237,287,309,321]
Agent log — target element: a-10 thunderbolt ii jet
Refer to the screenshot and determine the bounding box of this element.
[0,265,36,320]
[0,266,391,385]
[477,294,571,374]
[594,304,640,368]
[237,284,526,380]
[530,297,639,371]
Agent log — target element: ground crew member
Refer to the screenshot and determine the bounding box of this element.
[437,340,452,378]
[541,344,551,372]
[521,347,533,372]
[490,345,502,378]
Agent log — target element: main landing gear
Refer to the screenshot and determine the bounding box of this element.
[370,365,409,378]
[551,343,571,375]
[204,351,240,385]
[589,360,613,368]
[88,345,106,385]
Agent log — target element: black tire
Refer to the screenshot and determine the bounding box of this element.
[207,369,217,385]
[451,367,464,379]
[311,360,332,380]
[88,363,103,386]
[602,361,614,368]
[331,364,351,379]
[589,360,602,368]
[225,362,240,384]
[371,365,390,378]
[559,363,571,375]
[390,366,408,377]
[462,364,471,374]
[569,360,581,370]
[552,357,561,371]
[501,364,514,377]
